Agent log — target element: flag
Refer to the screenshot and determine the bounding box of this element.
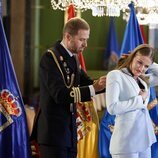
[149,88,158,158]
[103,17,120,70]
[148,74,158,158]
[99,2,158,158]
[65,4,100,158]
[0,0,2,17]
[147,23,158,158]
[120,3,143,55]
[67,4,75,20]
[76,101,100,158]
[99,111,115,158]
[0,11,31,158]
[140,25,147,43]
[78,52,86,72]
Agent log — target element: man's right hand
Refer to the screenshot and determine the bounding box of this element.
[93,76,106,92]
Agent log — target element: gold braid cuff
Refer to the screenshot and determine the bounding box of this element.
[70,87,81,103]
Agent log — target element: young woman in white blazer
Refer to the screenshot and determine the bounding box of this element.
[106,44,158,158]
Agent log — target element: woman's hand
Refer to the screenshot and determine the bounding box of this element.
[139,89,148,102]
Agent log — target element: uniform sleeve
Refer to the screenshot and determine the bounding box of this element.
[106,71,145,115]
[80,68,93,86]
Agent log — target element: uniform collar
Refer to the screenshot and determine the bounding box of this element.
[60,41,74,57]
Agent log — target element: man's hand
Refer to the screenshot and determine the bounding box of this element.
[93,76,106,92]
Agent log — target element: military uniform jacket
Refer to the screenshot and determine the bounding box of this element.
[106,63,158,154]
[37,41,93,149]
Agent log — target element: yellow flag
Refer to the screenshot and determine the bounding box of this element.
[76,101,100,158]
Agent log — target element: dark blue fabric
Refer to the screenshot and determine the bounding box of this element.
[104,17,120,59]
[0,17,31,158]
[149,87,158,158]
[99,111,115,158]
[0,0,1,17]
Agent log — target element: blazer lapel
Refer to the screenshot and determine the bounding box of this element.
[121,68,140,93]
[138,77,148,91]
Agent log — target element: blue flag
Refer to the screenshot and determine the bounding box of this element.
[99,2,158,158]
[120,3,143,55]
[0,14,31,157]
[99,111,115,158]
[105,17,120,59]
[148,87,158,158]
[103,17,120,69]
[0,0,2,17]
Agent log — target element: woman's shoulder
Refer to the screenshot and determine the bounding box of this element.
[107,69,122,76]
[107,70,123,82]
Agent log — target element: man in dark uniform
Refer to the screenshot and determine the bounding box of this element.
[37,17,106,158]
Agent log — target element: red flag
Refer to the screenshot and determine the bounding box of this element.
[140,25,147,43]
[78,53,86,72]
[67,4,75,20]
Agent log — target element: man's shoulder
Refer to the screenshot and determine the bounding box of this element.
[41,50,53,59]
